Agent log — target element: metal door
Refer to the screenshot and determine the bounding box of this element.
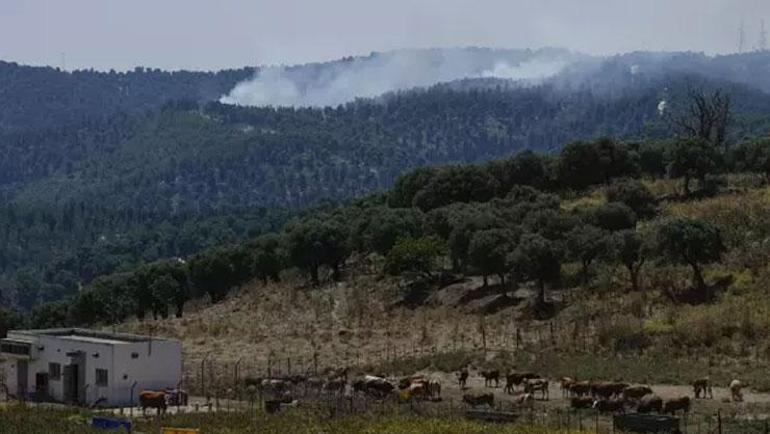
[16,360,28,398]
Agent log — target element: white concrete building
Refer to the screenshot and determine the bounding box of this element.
[0,328,181,407]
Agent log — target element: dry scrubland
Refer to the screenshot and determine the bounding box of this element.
[119,176,770,393]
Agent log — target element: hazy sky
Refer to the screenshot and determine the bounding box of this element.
[1,0,768,71]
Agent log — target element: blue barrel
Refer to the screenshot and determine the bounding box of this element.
[91,417,133,432]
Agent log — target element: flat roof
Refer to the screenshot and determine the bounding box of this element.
[8,328,176,345]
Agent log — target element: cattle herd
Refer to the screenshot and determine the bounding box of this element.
[134,366,749,419]
[462,369,748,417]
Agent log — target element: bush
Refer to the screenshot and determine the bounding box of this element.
[605,178,657,219]
[596,315,649,353]
[593,202,637,231]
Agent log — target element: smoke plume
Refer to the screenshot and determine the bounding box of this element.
[220,48,578,107]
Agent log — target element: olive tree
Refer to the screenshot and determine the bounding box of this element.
[657,218,726,301]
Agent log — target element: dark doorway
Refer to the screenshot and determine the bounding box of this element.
[35,372,49,401]
[16,360,28,398]
[63,364,79,404]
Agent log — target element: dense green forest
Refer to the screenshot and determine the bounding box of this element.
[0,61,254,132]
[7,121,770,332]
[3,51,770,316]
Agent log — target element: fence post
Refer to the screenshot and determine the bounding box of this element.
[201,353,210,399]
[717,409,722,434]
[234,358,242,402]
[129,381,137,417]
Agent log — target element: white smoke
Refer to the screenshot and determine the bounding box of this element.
[220,49,576,107]
[481,58,568,81]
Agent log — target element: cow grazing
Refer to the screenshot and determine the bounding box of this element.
[593,398,626,413]
[481,370,500,388]
[663,396,691,415]
[398,375,426,390]
[623,385,653,401]
[354,375,394,399]
[568,381,592,397]
[591,381,628,399]
[457,369,469,389]
[729,379,744,402]
[693,377,713,399]
[524,378,549,400]
[505,372,538,394]
[636,394,663,414]
[400,382,428,401]
[139,391,167,416]
[570,396,595,409]
[463,393,494,407]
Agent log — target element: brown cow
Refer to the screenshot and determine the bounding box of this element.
[139,390,167,416]
[637,394,663,413]
[457,369,469,389]
[463,393,494,407]
[570,396,595,409]
[524,378,549,400]
[623,385,653,401]
[560,377,575,398]
[481,370,500,388]
[504,372,538,394]
[729,379,744,402]
[593,398,626,413]
[591,381,628,399]
[568,380,592,397]
[693,378,713,399]
[663,396,691,415]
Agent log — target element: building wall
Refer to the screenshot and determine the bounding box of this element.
[110,339,182,406]
[2,332,181,407]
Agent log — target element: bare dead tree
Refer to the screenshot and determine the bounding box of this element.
[667,87,732,148]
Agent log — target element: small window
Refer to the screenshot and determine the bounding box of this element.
[96,368,109,387]
[49,363,61,381]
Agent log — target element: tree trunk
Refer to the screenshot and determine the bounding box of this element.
[582,260,591,285]
[498,274,506,297]
[691,262,709,300]
[683,175,691,196]
[537,278,546,308]
[482,274,488,287]
[332,263,341,281]
[175,302,184,318]
[628,264,640,292]
[310,264,319,287]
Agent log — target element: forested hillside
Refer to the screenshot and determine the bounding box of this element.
[0,61,253,132]
[2,50,770,313]
[11,126,770,338]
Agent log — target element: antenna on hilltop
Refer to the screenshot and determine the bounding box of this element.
[759,19,768,52]
[738,19,746,53]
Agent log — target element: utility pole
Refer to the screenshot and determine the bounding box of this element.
[759,19,768,52]
[738,19,746,53]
